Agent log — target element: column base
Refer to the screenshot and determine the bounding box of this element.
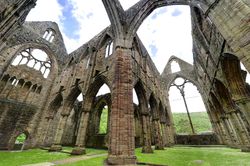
[142,146,153,153]
[241,146,250,152]
[155,145,164,150]
[71,147,86,155]
[106,155,137,165]
[48,144,62,152]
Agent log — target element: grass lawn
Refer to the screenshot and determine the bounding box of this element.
[1,146,250,166]
[136,146,250,166]
[63,146,250,166]
[0,149,70,166]
[0,148,107,166]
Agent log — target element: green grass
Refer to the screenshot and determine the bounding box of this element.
[136,146,250,166]
[0,148,107,166]
[63,146,250,166]
[1,146,250,166]
[173,112,212,134]
[0,149,70,166]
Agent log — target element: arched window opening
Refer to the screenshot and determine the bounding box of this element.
[77,93,83,102]
[1,74,10,82]
[171,60,181,73]
[17,79,25,87]
[37,86,42,94]
[24,82,32,90]
[86,57,90,69]
[96,84,110,97]
[105,40,113,58]
[43,29,55,42]
[31,84,37,92]
[240,63,250,84]
[9,77,17,86]
[169,77,212,134]
[133,88,139,105]
[99,105,108,134]
[14,133,27,150]
[11,48,52,78]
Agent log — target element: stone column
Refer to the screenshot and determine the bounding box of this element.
[225,117,241,146]
[49,114,69,151]
[211,121,223,144]
[236,99,250,126]
[236,112,250,137]
[166,124,175,145]
[153,119,164,150]
[230,112,250,146]
[107,47,136,165]
[141,114,153,153]
[71,111,90,155]
[218,120,231,145]
[161,122,167,147]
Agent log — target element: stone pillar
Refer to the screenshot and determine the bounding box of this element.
[71,111,90,155]
[107,47,136,165]
[218,120,231,145]
[49,114,69,151]
[221,117,238,146]
[161,122,167,147]
[236,99,250,126]
[236,112,250,137]
[211,121,223,144]
[230,112,250,146]
[166,124,175,145]
[141,114,153,153]
[225,117,241,146]
[153,119,164,150]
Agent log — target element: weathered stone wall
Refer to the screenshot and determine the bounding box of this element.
[176,133,219,145]
[0,0,249,165]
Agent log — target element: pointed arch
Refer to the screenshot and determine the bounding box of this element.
[134,80,149,114]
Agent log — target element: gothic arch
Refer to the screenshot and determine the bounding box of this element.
[134,80,149,114]
[221,53,250,100]
[126,0,208,40]
[2,43,59,79]
[84,75,112,111]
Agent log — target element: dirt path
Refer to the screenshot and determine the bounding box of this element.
[23,153,107,166]
[52,153,107,165]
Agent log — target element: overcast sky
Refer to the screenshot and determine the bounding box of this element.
[26,0,206,113]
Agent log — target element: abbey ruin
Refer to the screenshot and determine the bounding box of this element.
[0,0,250,165]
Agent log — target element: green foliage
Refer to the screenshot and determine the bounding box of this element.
[99,108,108,134]
[173,112,212,134]
[15,134,26,144]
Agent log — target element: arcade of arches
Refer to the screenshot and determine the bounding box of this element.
[0,0,250,165]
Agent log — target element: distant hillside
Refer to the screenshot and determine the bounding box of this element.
[172,112,212,134]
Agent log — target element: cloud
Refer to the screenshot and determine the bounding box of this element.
[26,0,64,23]
[171,8,182,17]
[138,6,193,73]
[149,44,158,56]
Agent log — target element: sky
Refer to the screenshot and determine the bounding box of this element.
[26,0,206,113]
